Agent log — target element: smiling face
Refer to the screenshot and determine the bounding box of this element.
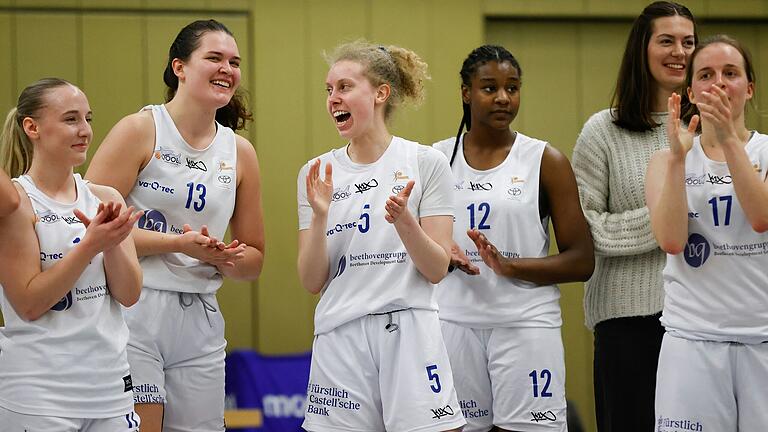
[463,60,521,131]
[688,42,754,121]
[24,85,92,167]
[646,15,696,94]
[175,30,241,108]
[325,60,387,140]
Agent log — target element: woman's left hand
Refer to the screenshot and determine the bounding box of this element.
[384,180,415,224]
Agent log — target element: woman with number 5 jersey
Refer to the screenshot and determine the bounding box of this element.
[433,45,594,432]
[647,35,768,430]
[85,20,265,432]
[297,40,465,432]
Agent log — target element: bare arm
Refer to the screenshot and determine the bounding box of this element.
[297,160,331,294]
[385,181,452,284]
[0,169,20,217]
[87,185,143,307]
[469,146,594,285]
[217,135,265,280]
[646,94,697,254]
[701,85,768,232]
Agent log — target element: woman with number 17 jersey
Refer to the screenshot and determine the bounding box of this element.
[647,35,768,430]
[433,45,594,432]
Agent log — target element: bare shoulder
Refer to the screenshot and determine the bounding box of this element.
[541,144,571,169]
[87,183,127,205]
[235,133,258,160]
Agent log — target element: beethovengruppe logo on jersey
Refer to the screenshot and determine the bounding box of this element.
[155,146,182,166]
[138,209,168,233]
[50,291,74,311]
[215,159,235,189]
[507,175,526,201]
[332,255,347,279]
[657,417,704,432]
[684,233,710,268]
[137,179,175,195]
[391,169,410,194]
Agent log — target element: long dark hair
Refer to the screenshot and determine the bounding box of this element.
[611,1,697,132]
[451,45,521,165]
[163,19,252,130]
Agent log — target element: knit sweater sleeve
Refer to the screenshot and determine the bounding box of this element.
[572,111,660,257]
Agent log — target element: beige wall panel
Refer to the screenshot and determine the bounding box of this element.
[760,26,768,132]
[79,0,145,8]
[426,0,484,142]
[208,0,249,11]
[145,14,204,105]
[252,0,315,354]
[81,14,144,164]
[305,0,367,159]
[370,0,431,142]
[0,14,13,110]
[579,22,630,119]
[14,0,78,7]
[146,0,207,10]
[703,0,768,17]
[586,0,650,16]
[484,0,586,17]
[15,13,78,90]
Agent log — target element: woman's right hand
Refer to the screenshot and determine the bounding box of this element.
[75,201,143,255]
[667,92,700,158]
[450,241,480,275]
[306,159,333,217]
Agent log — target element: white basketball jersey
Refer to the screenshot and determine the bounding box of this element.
[298,137,452,335]
[127,104,237,294]
[0,174,133,417]
[661,132,768,343]
[433,134,561,328]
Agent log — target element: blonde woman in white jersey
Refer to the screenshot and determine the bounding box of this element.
[433,45,594,432]
[297,41,466,432]
[0,78,143,430]
[85,20,265,432]
[647,35,768,431]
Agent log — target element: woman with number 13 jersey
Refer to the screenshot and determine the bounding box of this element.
[647,35,768,430]
[85,20,264,432]
[433,45,594,432]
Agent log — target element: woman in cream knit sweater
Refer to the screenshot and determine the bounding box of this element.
[572,2,697,432]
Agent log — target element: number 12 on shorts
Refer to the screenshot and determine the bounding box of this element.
[529,369,553,397]
[426,364,442,393]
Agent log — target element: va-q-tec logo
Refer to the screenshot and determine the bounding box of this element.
[684,233,710,268]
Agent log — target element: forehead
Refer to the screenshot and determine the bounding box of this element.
[474,60,520,80]
[650,15,694,36]
[195,31,239,55]
[41,85,90,112]
[326,60,367,83]
[693,42,745,71]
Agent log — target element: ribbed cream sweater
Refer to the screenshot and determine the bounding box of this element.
[573,109,669,329]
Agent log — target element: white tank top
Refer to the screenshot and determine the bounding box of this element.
[0,174,133,417]
[433,134,561,328]
[127,104,237,294]
[661,132,768,343]
[297,137,453,334]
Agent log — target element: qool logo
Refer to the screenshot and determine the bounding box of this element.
[138,209,168,233]
[454,180,465,191]
[50,291,73,311]
[684,233,710,268]
[37,211,60,225]
[155,148,182,166]
[685,173,706,187]
[332,185,352,202]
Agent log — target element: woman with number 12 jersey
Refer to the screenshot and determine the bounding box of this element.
[433,45,594,432]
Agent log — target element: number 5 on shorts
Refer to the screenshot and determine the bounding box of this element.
[426,364,442,393]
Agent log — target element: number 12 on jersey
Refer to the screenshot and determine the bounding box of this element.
[467,202,491,230]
